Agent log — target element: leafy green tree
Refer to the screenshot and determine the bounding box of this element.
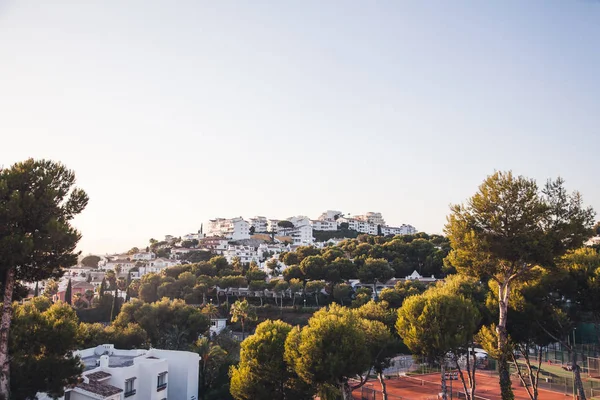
[246,268,267,282]
[266,259,281,275]
[289,278,304,306]
[299,256,327,280]
[44,279,59,300]
[379,281,428,308]
[396,290,480,400]
[113,298,209,350]
[138,273,161,303]
[195,275,216,305]
[281,252,299,267]
[65,279,72,305]
[282,265,303,281]
[127,247,140,255]
[305,281,325,306]
[278,220,294,229]
[104,323,148,349]
[357,258,394,299]
[249,280,267,306]
[445,171,594,400]
[361,318,396,400]
[285,304,371,399]
[230,320,313,400]
[210,256,230,272]
[193,262,218,277]
[10,299,82,400]
[194,337,230,400]
[81,255,101,268]
[351,287,372,308]
[333,283,351,306]
[230,299,257,340]
[0,159,88,399]
[201,303,220,319]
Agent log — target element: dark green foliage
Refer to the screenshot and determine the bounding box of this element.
[10,298,82,400]
[113,298,210,350]
[65,279,72,305]
[81,255,101,268]
[183,250,213,263]
[230,320,313,400]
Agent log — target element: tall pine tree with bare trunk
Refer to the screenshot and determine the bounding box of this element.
[0,159,88,400]
[445,171,594,400]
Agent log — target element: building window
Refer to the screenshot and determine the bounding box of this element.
[124,377,136,397]
[157,371,168,391]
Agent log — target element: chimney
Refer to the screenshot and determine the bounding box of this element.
[99,355,109,368]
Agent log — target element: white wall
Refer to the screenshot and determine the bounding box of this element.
[149,349,200,400]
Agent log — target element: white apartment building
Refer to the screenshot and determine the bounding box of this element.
[206,217,250,240]
[311,219,337,231]
[182,233,199,241]
[318,210,343,221]
[197,237,229,254]
[42,344,199,400]
[249,216,268,233]
[138,258,180,276]
[290,224,314,245]
[267,219,281,233]
[132,252,155,261]
[381,224,417,236]
[338,217,379,235]
[257,243,289,259]
[224,245,260,264]
[354,212,386,226]
[103,259,136,273]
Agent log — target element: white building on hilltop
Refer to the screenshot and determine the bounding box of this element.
[381,224,417,236]
[318,210,343,221]
[311,219,337,231]
[354,212,386,226]
[207,217,250,240]
[249,216,268,233]
[224,245,260,264]
[132,252,155,261]
[39,344,199,400]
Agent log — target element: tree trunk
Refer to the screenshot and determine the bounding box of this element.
[441,362,448,400]
[315,293,319,306]
[292,293,296,306]
[573,348,587,400]
[259,295,263,307]
[202,293,206,305]
[241,320,245,341]
[497,279,515,400]
[378,372,388,400]
[340,381,353,400]
[0,268,16,400]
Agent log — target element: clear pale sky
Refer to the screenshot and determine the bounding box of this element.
[1,1,598,255]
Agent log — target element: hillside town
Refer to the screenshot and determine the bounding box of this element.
[3,2,599,400]
[35,210,418,306]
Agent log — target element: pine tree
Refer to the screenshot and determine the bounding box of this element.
[99,278,106,299]
[0,159,88,399]
[65,279,72,305]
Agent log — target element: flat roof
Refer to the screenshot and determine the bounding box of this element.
[81,354,139,371]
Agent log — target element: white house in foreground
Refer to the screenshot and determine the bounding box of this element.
[38,344,199,400]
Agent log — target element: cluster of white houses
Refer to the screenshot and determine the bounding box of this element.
[206,211,416,245]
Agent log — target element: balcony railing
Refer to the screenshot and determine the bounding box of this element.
[157,383,167,391]
[124,389,136,397]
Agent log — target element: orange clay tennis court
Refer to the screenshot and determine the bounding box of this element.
[353,373,572,400]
